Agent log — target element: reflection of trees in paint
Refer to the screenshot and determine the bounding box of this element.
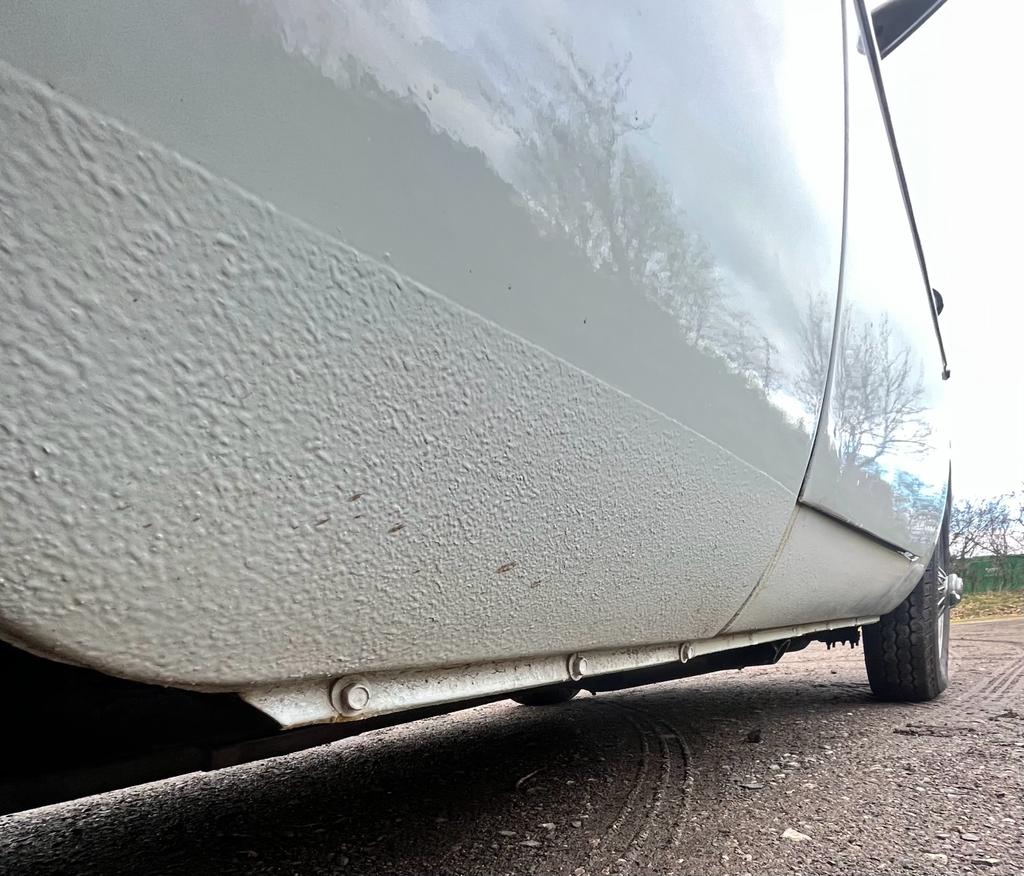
[511,41,778,381]
[249,8,827,485]
[797,294,931,468]
[798,293,940,547]
[892,471,944,548]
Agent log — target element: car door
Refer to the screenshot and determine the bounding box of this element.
[0,2,844,688]
[800,0,951,562]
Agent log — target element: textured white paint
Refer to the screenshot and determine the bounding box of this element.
[724,506,923,633]
[0,66,798,689]
[0,0,845,495]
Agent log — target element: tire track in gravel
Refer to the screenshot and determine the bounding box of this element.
[986,656,1024,700]
[957,636,1024,705]
[931,633,1024,720]
[588,700,692,875]
[645,709,694,870]
[585,701,658,875]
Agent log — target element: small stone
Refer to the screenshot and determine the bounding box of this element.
[573,869,588,876]
[520,839,542,848]
[571,820,582,828]
[784,761,801,770]
[959,832,981,841]
[745,729,763,743]
[740,780,764,790]
[923,853,948,865]
[782,828,811,843]
[498,830,516,837]
[970,859,1000,868]
[539,823,556,831]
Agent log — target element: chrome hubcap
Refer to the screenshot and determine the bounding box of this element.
[936,567,949,664]
[947,573,964,608]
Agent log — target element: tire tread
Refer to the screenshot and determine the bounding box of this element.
[863,520,948,702]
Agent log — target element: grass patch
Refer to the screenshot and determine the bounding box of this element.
[952,589,1024,622]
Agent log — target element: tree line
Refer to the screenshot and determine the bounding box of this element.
[950,490,1024,591]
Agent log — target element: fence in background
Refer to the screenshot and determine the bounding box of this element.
[957,554,1024,593]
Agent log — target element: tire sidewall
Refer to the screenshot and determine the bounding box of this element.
[933,511,952,691]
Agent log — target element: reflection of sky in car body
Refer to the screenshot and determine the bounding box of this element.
[0,0,848,496]
[245,0,844,444]
[0,0,948,549]
[245,0,942,549]
[252,0,840,352]
[799,1,947,555]
[244,0,946,550]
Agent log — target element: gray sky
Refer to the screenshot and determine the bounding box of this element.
[886,0,1024,500]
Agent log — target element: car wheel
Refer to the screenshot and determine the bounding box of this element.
[862,506,952,702]
[510,683,582,706]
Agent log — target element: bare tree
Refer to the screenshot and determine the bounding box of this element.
[950,492,1024,591]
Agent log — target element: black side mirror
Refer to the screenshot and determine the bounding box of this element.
[870,0,948,59]
[932,288,944,315]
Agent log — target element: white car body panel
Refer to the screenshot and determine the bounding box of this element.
[800,0,949,558]
[725,505,922,634]
[1,60,798,686]
[0,1,943,696]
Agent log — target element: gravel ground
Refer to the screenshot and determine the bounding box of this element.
[2,619,1022,876]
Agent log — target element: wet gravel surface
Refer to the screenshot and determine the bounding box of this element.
[2,619,1023,875]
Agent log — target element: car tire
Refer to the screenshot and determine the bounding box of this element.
[510,683,582,706]
[862,506,951,702]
